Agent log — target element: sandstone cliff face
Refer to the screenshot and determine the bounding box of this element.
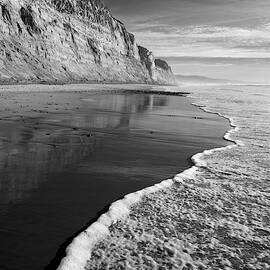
[154,58,176,85]
[138,46,176,85]
[0,0,175,85]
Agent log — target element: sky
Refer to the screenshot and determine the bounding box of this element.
[104,0,270,83]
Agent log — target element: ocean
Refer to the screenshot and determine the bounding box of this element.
[81,84,270,270]
[0,84,228,270]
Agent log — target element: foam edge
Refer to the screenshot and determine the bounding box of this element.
[57,178,176,270]
[57,98,243,270]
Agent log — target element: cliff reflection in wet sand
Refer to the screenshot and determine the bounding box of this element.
[0,93,161,209]
[0,89,228,270]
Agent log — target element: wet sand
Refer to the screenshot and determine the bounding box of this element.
[0,84,229,270]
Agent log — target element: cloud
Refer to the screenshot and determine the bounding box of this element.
[104,0,270,58]
[131,22,270,58]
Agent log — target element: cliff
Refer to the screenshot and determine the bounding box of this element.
[138,46,176,85]
[0,0,175,85]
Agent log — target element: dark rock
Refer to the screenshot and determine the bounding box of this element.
[1,4,12,24]
[155,59,171,71]
[20,6,41,34]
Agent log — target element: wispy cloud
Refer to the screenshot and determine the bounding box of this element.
[105,0,270,58]
[132,23,270,58]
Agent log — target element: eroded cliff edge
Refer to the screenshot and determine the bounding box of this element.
[0,0,176,85]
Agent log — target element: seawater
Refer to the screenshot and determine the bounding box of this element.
[0,87,228,270]
[85,85,270,270]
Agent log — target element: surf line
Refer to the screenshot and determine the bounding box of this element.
[57,96,243,270]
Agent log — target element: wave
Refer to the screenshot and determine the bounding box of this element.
[57,97,243,270]
[175,74,244,86]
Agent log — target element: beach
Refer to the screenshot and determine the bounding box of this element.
[1,0,269,268]
[0,84,229,270]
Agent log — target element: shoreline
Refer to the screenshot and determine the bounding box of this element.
[0,83,188,96]
[57,94,237,270]
[0,85,228,270]
[83,85,270,270]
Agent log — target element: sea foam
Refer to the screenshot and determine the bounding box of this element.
[57,178,177,270]
[57,94,240,270]
[58,85,270,270]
